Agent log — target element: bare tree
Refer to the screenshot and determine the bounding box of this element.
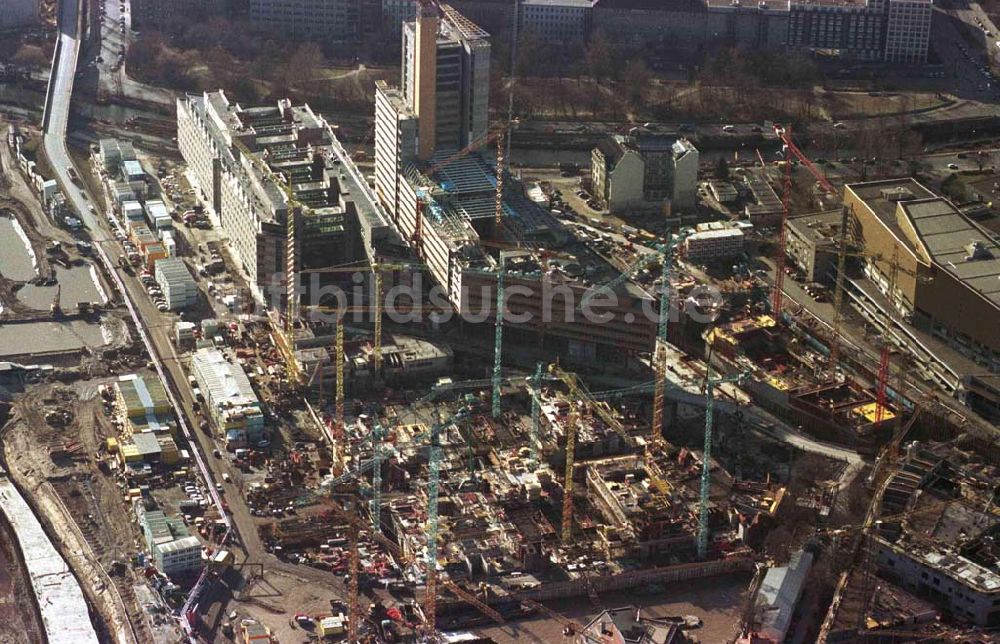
[285,43,324,90]
[585,30,613,82]
[622,58,652,117]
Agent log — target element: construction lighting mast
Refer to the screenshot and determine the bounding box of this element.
[698,362,746,560]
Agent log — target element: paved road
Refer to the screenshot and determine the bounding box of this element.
[41,1,350,632]
[88,0,174,105]
[934,0,1000,99]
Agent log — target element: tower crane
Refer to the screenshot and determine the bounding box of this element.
[301,406,476,634]
[697,359,748,560]
[772,126,850,364]
[872,246,929,426]
[369,418,388,534]
[560,409,579,544]
[492,254,506,418]
[461,257,510,419]
[547,364,629,544]
[495,128,506,232]
[772,125,835,312]
[297,305,373,432]
[529,362,543,469]
[580,232,688,447]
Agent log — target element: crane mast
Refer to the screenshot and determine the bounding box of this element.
[698,365,746,559]
[529,362,543,468]
[346,497,360,643]
[492,255,506,418]
[336,321,345,430]
[495,129,505,232]
[561,410,578,544]
[772,148,793,314]
[374,267,384,371]
[651,241,673,450]
[371,420,386,534]
[830,206,852,368]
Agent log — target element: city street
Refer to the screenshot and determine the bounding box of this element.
[41,0,351,634]
[934,0,1000,98]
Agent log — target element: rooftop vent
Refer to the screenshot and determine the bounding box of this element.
[880,187,915,202]
[964,240,994,261]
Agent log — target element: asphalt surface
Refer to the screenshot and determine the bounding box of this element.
[934,0,1000,99]
[41,0,351,634]
[88,0,174,105]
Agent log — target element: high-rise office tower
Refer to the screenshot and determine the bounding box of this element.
[376,4,491,214]
[400,3,491,155]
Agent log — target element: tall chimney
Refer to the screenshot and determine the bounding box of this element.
[414,2,438,160]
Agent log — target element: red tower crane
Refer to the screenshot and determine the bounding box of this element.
[772,125,838,314]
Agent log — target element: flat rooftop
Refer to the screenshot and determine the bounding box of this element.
[787,210,843,245]
[849,178,1000,309]
[521,0,593,6]
[846,178,936,254]
[901,198,1000,309]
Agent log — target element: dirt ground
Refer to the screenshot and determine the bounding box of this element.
[219,566,339,643]
[0,381,145,643]
[473,572,750,643]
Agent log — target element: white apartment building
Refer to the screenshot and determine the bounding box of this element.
[374,81,418,222]
[670,138,699,210]
[884,0,932,64]
[519,0,593,43]
[591,132,700,215]
[592,139,645,213]
[0,0,39,28]
[178,91,387,308]
[685,228,745,263]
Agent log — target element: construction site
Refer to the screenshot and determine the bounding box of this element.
[1,0,1000,638]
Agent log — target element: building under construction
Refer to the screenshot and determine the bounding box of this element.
[705,314,897,444]
[373,4,665,365]
[819,438,1000,640]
